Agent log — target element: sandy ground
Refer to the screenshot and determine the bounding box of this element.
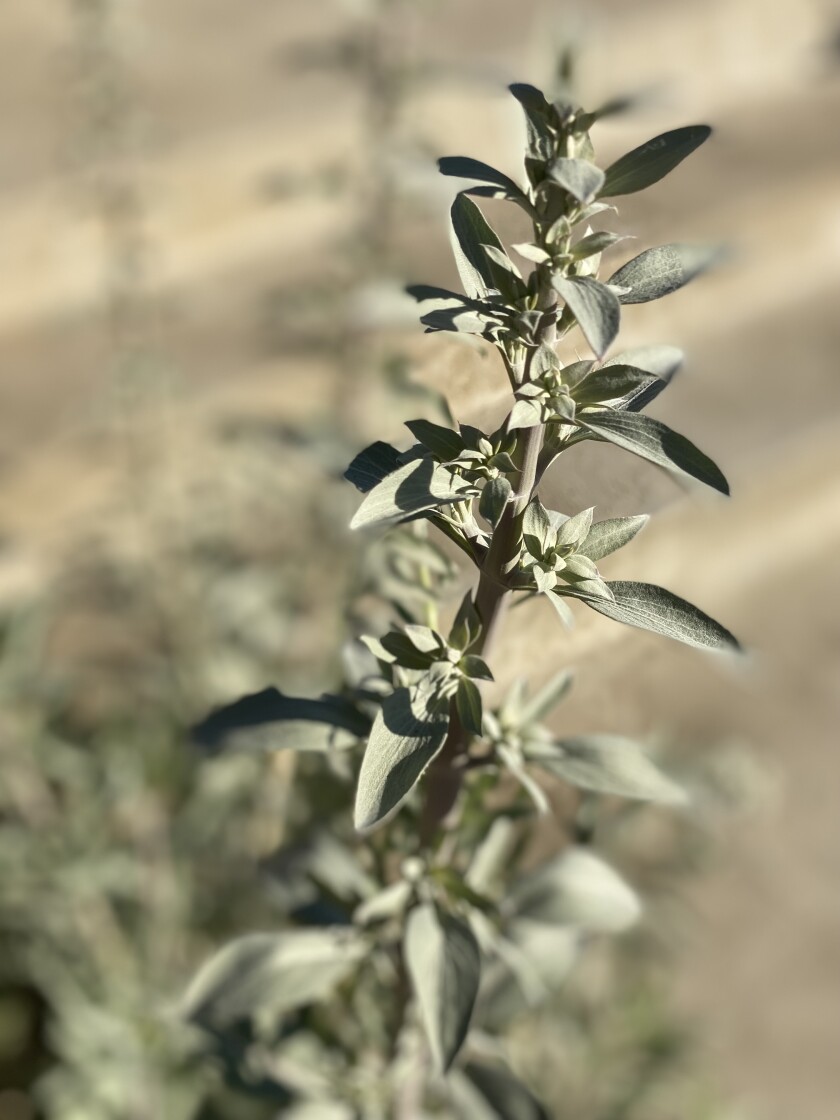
[1,1,839,1116]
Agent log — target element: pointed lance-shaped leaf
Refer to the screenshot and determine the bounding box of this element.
[600,124,712,197]
[580,409,729,495]
[547,157,605,204]
[451,1062,551,1120]
[552,275,620,359]
[609,243,723,304]
[182,928,366,1032]
[405,903,481,1073]
[405,418,464,461]
[603,344,683,412]
[512,848,641,932]
[578,514,649,561]
[450,193,523,302]
[573,364,660,406]
[524,734,687,804]
[564,580,741,652]
[456,676,484,737]
[508,82,554,161]
[350,457,477,530]
[354,683,449,831]
[438,156,529,207]
[479,475,513,526]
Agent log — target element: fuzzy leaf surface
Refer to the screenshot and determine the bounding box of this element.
[552,276,620,358]
[578,515,649,561]
[350,458,476,530]
[609,243,720,304]
[581,409,729,495]
[600,125,712,197]
[438,156,528,205]
[405,903,481,1072]
[512,848,641,932]
[450,193,522,302]
[525,735,687,804]
[566,580,741,651]
[354,684,449,831]
[182,929,365,1032]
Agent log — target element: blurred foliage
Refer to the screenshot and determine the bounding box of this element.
[0,1,764,1117]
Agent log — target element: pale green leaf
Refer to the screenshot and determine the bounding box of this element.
[513,848,641,932]
[548,157,605,204]
[581,409,729,495]
[354,683,450,831]
[609,243,722,304]
[350,458,477,530]
[525,735,687,804]
[438,156,528,206]
[182,929,365,1031]
[456,676,484,737]
[480,476,513,526]
[552,275,620,358]
[600,125,712,197]
[405,418,464,460]
[450,194,523,302]
[578,515,649,561]
[566,580,741,651]
[405,903,481,1073]
[450,1062,551,1120]
[518,669,574,724]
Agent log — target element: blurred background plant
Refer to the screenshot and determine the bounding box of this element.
[0,0,837,1118]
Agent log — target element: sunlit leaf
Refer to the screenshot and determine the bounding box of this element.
[609,243,722,304]
[552,276,620,358]
[525,735,687,803]
[581,409,729,495]
[354,683,449,831]
[600,125,712,197]
[350,458,477,530]
[405,903,481,1072]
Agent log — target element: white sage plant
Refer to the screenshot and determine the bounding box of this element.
[183,83,739,1117]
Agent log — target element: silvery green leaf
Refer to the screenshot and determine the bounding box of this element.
[522,497,554,551]
[600,125,712,197]
[512,848,641,932]
[466,818,520,895]
[193,687,370,753]
[511,241,551,264]
[405,418,464,461]
[566,580,741,651]
[344,440,403,493]
[530,343,561,377]
[509,398,543,430]
[573,364,660,405]
[477,920,579,1030]
[450,194,524,302]
[353,880,413,926]
[552,275,620,358]
[533,567,557,593]
[570,230,624,259]
[380,633,437,670]
[609,243,722,304]
[438,156,529,206]
[456,677,484,737]
[604,344,684,381]
[420,305,503,336]
[543,589,575,627]
[578,515,649,560]
[518,669,574,724]
[449,592,482,651]
[354,683,450,831]
[405,903,481,1073]
[483,243,524,282]
[548,157,605,204]
[450,1062,551,1120]
[554,506,594,549]
[350,458,477,530]
[562,554,599,580]
[508,83,554,161]
[499,745,550,814]
[525,735,687,804]
[403,624,444,654]
[182,929,365,1031]
[459,655,493,682]
[580,409,729,495]
[360,634,396,663]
